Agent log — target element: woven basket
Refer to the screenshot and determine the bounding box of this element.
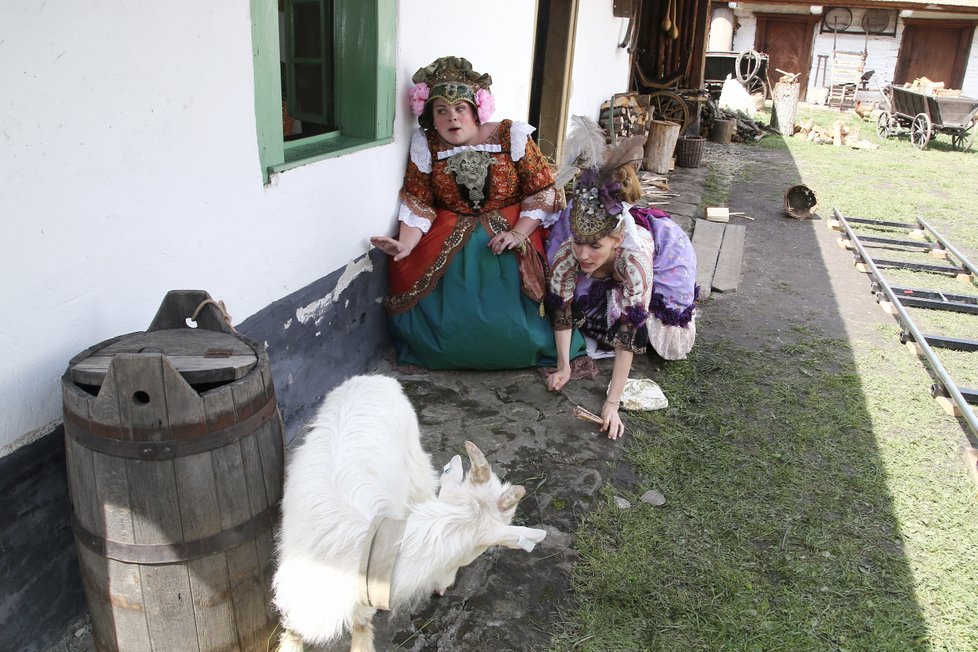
[675,136,705,168]
[784,184,817,219]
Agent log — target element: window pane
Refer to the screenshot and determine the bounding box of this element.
[293,2,322,60]
[294,62,324,116]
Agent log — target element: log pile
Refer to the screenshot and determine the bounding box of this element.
[792,119,879,149]
[700,97,765,143]
[598,93,652,143]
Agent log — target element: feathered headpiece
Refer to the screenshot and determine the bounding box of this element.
[561,117,645,243]
[409,56,494,128]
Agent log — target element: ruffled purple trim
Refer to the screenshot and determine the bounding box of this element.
[624,304,649,328]
[649,290,697,327]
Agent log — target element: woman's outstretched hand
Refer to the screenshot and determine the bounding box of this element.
[370,236,413,262]
[601,401,625,440]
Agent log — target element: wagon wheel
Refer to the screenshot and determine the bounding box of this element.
[876,112,892,139]
[735,50,764,84]
[743,76,768,100]
[648,90,690,131]
[910,112,932,149]
[951,119,976,151]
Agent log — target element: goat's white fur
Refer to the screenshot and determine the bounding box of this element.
[272,375,546,652]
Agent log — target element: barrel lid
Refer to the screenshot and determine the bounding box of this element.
[69,329,257,387]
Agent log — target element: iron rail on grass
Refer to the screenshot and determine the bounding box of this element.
[831,207,978,438]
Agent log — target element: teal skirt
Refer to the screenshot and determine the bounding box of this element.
[390,227,585,369]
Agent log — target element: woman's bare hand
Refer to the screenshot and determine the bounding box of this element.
[547,367,571,392]
[600,401,625,440]
[370,236,413,262]
[488,231,520,255]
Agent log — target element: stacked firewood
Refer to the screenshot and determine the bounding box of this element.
[598,94,652,143]
[792,119,879,149]
[699,97,765,143]
[904,76,961,97]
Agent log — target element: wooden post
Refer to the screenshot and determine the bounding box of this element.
[643,119,681,173]
[771,81,800,137]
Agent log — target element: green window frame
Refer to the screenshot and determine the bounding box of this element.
[250,0,395,183]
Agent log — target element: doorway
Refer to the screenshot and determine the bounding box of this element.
[754,13,821,101]
[529,0,578,162]
[894,20,976,89]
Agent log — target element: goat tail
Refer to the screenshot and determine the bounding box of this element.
[275,628,304,652]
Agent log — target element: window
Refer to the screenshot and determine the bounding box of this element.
[250,0,395,183]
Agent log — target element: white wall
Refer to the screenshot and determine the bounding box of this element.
[0,0,541,453]
[566,3,633,124]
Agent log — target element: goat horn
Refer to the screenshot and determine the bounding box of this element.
[498,485,526,511]
[464,440,491,484]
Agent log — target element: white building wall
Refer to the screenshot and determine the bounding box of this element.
[566,4,634,123]
[0,0,543,453]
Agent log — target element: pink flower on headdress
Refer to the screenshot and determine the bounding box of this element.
[409,83,430,116]
[475,88,494,123]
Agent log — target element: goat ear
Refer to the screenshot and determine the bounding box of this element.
[464,440,491,484]
[496,526,547,552]
[497,485,526,512]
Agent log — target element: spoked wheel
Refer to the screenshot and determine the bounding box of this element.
[910,112,932,149]
[743,76,768,100]
[876,112,892,139]
[951,119,976,151]
[735,50,764,85]
[648,90,690,132]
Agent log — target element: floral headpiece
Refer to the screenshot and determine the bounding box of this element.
[569,167,625,243]
[409,56,494,128]
[564,125,646,243]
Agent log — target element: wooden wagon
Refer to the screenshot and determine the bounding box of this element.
[877,84,978,151]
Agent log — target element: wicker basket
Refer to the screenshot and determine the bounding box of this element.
[675,136,705,168]
[784,184,817,219]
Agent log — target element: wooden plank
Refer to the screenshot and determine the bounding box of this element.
[712,223,746,293]
[140,564,198,651]
[692,218,725,299]
[187,556,237,651]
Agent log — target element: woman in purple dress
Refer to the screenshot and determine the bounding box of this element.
[545,161,698,439]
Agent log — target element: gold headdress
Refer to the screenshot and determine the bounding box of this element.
[410,56,493,129]
[560,118,645,243]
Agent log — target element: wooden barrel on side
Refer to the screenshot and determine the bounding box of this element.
[62,290,284,652]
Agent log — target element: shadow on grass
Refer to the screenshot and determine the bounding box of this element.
[550,131,978,651]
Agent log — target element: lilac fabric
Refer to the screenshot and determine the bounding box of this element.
[544,204,698,343]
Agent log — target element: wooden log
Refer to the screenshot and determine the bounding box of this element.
[771,81,800,137]
[643,119,681,174]
[711,119,735,144]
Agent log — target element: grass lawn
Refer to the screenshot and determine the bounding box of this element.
[550,104,978,652]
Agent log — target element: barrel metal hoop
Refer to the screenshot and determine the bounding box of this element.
[64,394,279,460]
[71,505,278,564]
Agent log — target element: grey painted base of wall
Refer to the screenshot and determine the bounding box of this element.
[1,250,392,651]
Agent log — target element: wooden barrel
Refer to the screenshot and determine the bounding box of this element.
[62,290,284,652]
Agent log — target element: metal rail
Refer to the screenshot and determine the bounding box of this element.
[833,207,978,437]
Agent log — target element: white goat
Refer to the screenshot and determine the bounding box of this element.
[272,374,547,652]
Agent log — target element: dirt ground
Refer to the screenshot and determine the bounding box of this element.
[49,139,899,652]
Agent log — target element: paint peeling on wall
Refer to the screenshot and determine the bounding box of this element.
[295,255,374,327]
